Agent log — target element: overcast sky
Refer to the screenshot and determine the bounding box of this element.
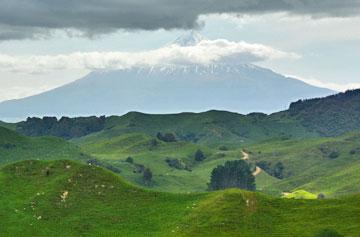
[1,1,360,102]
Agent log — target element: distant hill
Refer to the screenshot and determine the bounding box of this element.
[0,159,358,236]
[0,126,88,165]
[286,89,360,136]
[0,32,333,121]
[11,89,360,145]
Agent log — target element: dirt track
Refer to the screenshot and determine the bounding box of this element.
[241,150,262,176]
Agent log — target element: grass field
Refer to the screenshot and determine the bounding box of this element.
[0,159,358,237]
[247,132,360,197]
[0,126,89,166]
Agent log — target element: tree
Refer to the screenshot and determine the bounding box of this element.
[208,160,255,191]
[143,168,153,184]
[195,149,205,162]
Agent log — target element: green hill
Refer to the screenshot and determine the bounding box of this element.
[0,160,358,237]
[73,132,242,192]
[0,126,88,165]
[13,89,360,145]
[247,132,360,197]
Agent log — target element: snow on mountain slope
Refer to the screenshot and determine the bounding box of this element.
[0,32,334,121]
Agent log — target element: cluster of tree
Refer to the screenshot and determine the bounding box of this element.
[87,159,121,174]
[156,132,177,142]
[256,161,285,179]
[17,116,106,139]
[165,158,191,171]
[208,160,255,191]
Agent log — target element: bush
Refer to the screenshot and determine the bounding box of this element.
[328,151,340,159]
[208,160,255,191]
[143,168,153,184]
[165,158,191,171]
[194,149,206,162]
[218,145,228,151]
[125,157,134,164]
[315,229,343,237]
[156,132,177,142]
[317,193,326,199]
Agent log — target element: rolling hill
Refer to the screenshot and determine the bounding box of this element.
[0,159,358,236]
[247,132,360,197]
[13,89,360,146]
[0,126,88,165]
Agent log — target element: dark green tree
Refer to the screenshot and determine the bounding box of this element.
[208,160,255,191]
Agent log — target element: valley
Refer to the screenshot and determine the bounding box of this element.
[0,90,359,236]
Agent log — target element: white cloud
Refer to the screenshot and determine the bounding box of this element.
[286,74,360,92]
[0,38,298,74]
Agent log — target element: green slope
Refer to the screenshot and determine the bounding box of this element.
[74,129,360,196]
[0,160,359,237]
[13,90,360,145]
[74,132,244,192]
[248,132,360,197]
[0,126,88,165]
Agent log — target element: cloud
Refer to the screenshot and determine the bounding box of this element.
[0,39,298,74]
[286,74,360,92]
[1,0,360,40]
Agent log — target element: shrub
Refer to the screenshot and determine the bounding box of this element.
[194,149,206,162]
[218,145,228,151]
[317,193,326,199]
[315,229,343,237]
[328,151,340,159]
[156,132,177,142]
[165,158,191,171]
[125,157,134,164]
[143,168,153,184]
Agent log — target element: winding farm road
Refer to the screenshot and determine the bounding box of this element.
[241,150,262,176]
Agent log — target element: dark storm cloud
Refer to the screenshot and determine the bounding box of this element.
[0,0,359,40]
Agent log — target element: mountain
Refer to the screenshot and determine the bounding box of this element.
[0,32,334,121]
[0,159,358,236]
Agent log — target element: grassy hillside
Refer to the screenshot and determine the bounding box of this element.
[73,132,245,192]
[13,90,360,145]
[247,132,360,197]
[0,160,358,237]
[73,129,360,196]
[0,126,88,165]
[0,121,16,130]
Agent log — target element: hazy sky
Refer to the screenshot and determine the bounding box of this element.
[1,1,360,102]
